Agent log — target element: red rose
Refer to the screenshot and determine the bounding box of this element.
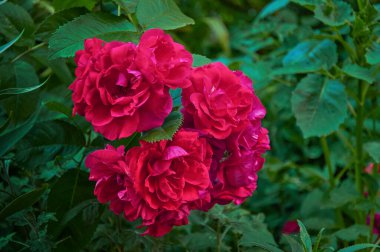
[127,129,213,211]
[85,145,156,223]
[212,127,270,205]
[85,129,213,237]
[282,220,300,234]
[182,63,254,139]
[136,29,193,89]
[70,38,172,140]
[142,205,190,237]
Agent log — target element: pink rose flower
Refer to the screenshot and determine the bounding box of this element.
[70,38,172,140]
[85,129,213,237]
[365,163,380,174]
[136,29,193,88]
[212,127,270,205]
[85,145,155,223]
[127,129,213,211]
[282,220,300,234]
[142,205,190,237]
[182,62,254,139]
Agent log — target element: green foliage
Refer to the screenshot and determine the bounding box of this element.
[141,111,183,142]
[291,74,347,138]
[366,43,380,65]
[192,53,212,67]
[0,78,47,97]
[52,0,97,11]
[0,29,23,54]
[49,13,136,59]
[136,0,194,30]
[314,0,353,26]
[337,244,380,252]
[274,39,337,75]
[0,2,35,46]
[0,107,40,156]
[0,185,48,220]
[342,63,375,84]
[364,142,380,163]
[258,0,289,20]
[297,220,312,252]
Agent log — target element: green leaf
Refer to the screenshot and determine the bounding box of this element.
[35,8,86,41]
[203,17,230,54]
[48,13,136,59]
[313,228,325,251]
[334,225,370,242]
[48,169,98,250]
[291,0,317,6]
[364,142,380,163]
[258,0,289,19]
[239,231,282,252]
[47,169,95,222]
[0,77,48,98]
[52,199,95,237]
[141,111,183,142]
[0,107,40,157]
[274,40,337,75]
[185,232,216,251]
[192,54,212,67]
[366,43,380,65]
[44,101,72,118]
[337,244,380,252]
[0,2,35,46]
[0,29,23,54]
[297,220,312,252]
[0,112,12,134]
[283,235,303,252]
[291,74,347,138]
[342,63,375,84]
[170,88,182,107]
[325,180,360,208]
[52,0,97,11]
[0,185,48,220]
[2,61,41,122]
[241,61,274,90]
[113,0,138,14]
[314,0,353,27]
[0,233,15,250]
[136,0,195,30]
[16,120,85,168]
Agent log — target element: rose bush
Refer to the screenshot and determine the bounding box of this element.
[83,46,270,236]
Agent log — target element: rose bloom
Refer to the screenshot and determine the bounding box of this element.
[85,129,213,237]
[211,126,270,205]
[182,62,254,140]
[282,220,300,234]
[127,129,213,212]
[189,91,269,210]
[70,29,193,141]
[136,29,193,88]
[365,163,380,174]
[367,213,380,235]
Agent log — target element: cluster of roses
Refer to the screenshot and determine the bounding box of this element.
[69,29,270,237]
